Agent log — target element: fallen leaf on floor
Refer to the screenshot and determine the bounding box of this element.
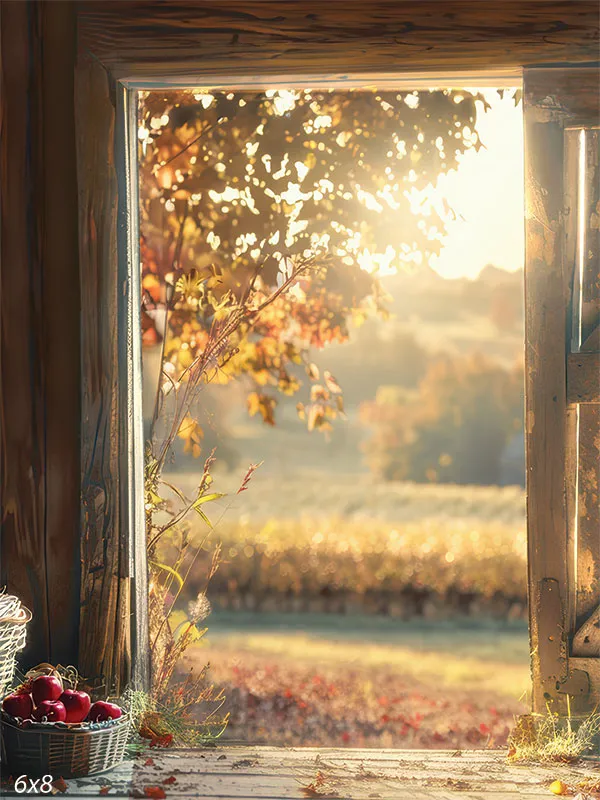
[301,771,341,798]
[549,780,569,796]
[149,734,173,748]
[144,758,155,767]
[163,776,177,785]
[143,787,166,799]
[99,789,110,796]
[232,758,258,769]
[52,778,68,794]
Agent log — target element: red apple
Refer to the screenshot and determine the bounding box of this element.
[87,701,122,722]
[31,675,62,705]
[59,689,91,723]
[32,700,67,723]
[2,692,33,719]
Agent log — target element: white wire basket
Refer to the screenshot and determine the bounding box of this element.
[0,592,31,697]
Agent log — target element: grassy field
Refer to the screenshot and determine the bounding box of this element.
[171,468,526,525]
[165,471,528,613]
[186,612,530,748]
[168,473,529,747]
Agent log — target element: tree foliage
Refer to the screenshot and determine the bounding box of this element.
[360,353,524,485]
[139,87,490,436]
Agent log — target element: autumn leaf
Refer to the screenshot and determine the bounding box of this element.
[177,413,204,458]
[300,771,340,798]
[149,734,173,748]
[163,776,177,785]
[323,371,341,394]
[143,788,166,800]
[52,778,68,794]
[247,392,277,425]
[306,362,320,381]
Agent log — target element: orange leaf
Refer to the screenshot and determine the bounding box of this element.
[53,778,68,794]
[144,788,166,800]
[163,776,177,785]
[150,733,173,748]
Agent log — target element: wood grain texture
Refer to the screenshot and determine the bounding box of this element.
[0,1,81,668]
[574,402,600,641]
[76,1,600,82]
[525,67,600,707]
[61,747,600,799]
[524,68,574,714]
[76,55,132,695]
[567,352,600,403]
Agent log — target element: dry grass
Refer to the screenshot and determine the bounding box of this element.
[509,710,600,764]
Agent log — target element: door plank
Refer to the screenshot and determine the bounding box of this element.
[76,2,599,81]
[0,0,81,668]
[524,70,572,713]
[75,54,132,694]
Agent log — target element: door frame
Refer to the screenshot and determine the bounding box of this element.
[2,1,598,703]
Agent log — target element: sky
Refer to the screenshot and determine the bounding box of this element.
[427,90,524,280]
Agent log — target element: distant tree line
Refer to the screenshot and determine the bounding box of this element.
[360,352,524,486]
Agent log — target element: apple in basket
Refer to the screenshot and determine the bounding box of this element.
[31,675,63,705]
[59,689,92,723]
[32,700,67,723]
[87,700,123,722]
[2,692,33,720]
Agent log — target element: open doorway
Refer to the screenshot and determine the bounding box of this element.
[139,81,529,748]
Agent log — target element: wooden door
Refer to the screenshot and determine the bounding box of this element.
[524,66,600,715]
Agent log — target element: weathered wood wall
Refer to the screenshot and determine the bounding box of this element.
[77,1,599,81]
[75,54,136,695]
[0,1,81,667]
[524,67,599,715]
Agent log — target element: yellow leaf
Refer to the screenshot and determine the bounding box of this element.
[177,414,204,458]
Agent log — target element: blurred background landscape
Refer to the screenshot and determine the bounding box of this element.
[141,87,529,748]
[150,264,530,749]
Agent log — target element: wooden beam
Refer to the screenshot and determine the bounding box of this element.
[76,1,599,82]
[524,68,572,714]
[0,1,81,668]
[75,55,135,696]
[567,352,600,404]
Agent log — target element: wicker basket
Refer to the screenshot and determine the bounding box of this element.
[1,712,131,778]
[0,593,31,697]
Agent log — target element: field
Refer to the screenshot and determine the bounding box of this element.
[164,472,531,748]
[169,471,528,616]
[187,612,530,749]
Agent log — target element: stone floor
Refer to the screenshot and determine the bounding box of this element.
[2,747,599,799]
